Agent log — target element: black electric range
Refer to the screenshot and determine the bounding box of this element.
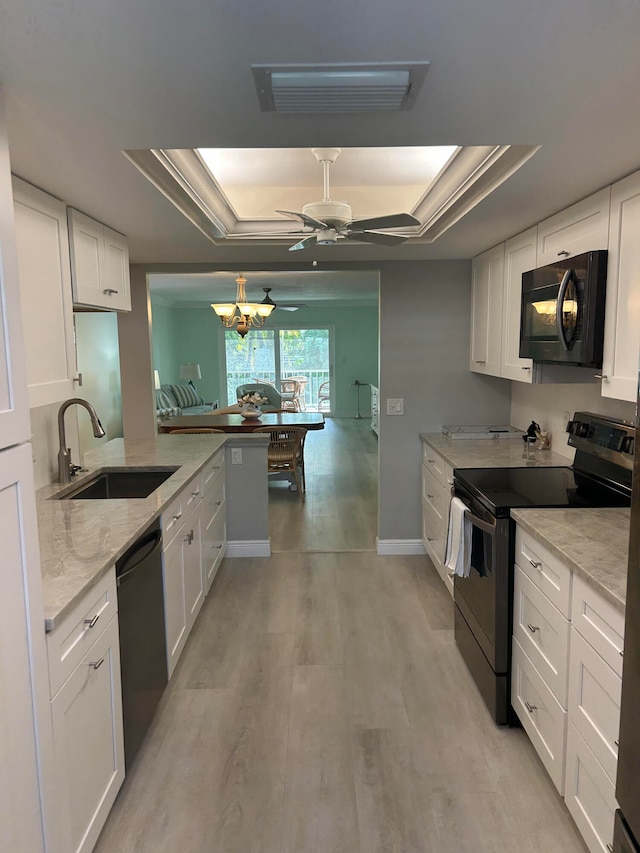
[451,411,633,724]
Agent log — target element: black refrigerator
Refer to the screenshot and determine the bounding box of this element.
[615,402,640,851]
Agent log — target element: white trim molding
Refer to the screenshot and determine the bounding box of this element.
[225,539,271,558]
[376,538,426,556]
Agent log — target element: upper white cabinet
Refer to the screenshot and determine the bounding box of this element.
[601,171,640,403]
[68,208,131,312]
[13,178,78,409]
[501,227,537,382]
[470,243,504,376]
[536,187,610,265]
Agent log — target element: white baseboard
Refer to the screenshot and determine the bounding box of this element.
[225,539,271,558]
[376,538,426,556]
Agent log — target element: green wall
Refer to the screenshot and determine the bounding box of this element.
[150,299,379,417]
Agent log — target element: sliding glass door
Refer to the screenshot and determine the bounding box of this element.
[223,326,331,411]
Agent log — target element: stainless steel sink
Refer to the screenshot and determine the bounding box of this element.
[54,467,178,500]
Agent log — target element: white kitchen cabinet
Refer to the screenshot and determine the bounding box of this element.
[371,385,379,435]
[201,452,226,593]
[68,208,131,311]
[536,187,610,266]
[162,525,188,679]
[50,612,124,853]
[421,443,454,598]
[501,227,537,382]
[183,509,204,632]
[469,243,505,376]
[601,171,640,402]
[13,177,78,408]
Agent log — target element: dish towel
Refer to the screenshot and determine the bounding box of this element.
[444,497,472,578]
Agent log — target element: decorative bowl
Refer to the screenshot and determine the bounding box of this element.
[240,408,262,420]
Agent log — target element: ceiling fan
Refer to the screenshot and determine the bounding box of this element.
[261,287,307,312]
[247,148,420,252]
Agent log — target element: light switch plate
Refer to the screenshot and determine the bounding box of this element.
[386,398,404,415]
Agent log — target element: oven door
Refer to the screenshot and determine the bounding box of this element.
[453,482,513,675]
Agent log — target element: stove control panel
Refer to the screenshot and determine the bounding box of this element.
[567,412,635,465]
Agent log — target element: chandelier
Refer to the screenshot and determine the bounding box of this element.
[211,274,275,338]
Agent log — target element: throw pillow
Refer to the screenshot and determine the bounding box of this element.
[164,383,200,409]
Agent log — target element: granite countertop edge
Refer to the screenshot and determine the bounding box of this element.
[37,435,228,632]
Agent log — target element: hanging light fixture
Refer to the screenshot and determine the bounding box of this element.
[211,274,275,338]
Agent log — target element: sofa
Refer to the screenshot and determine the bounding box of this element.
[155,383,216,419]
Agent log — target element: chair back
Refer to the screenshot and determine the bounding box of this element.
[254,426,306,461]
[236,382,282,410]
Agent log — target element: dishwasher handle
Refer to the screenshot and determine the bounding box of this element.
[116,529,163,587]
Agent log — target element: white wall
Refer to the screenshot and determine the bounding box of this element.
[511,382,636,460]
[378,260,512,541]
[30,401,79,489]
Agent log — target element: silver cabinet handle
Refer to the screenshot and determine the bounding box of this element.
[620,649,624,657]
[427,458,435,464]
[215,500,222,507]
[474,360,486,364]
[89,658,104,670]
[447,478,454,485]
[527,624,540,633]
[525,701,537,713]
[427,537,435,542]
[172,511,182,522]
[607,844,614,852]
[557,250,570,257]
[615,739,620,748]
[522,366,531,370]
[191,489,200,498]
[102,288,119,295]
[427,494,434,499]
[184,530,194,545]
[84,614,100,629]
[529,559,542,568]
[448,569,456,578]
[594,374,608,380]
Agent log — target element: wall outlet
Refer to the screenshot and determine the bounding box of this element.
[386,398,404,415]
[231,448,242,465]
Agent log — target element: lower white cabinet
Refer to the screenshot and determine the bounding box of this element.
[201,458,226,593]
[421,444,454,597]
[49,607,124,853]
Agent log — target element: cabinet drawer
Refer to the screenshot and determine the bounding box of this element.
[203,504,226,593]
[512,638,567,794]
[47,569,117,697]
[422,447,446,486]
[202,450,224,493]
[513,566,570,706]
[568,627,621,784]
[565,722,617,853]
[183,475,202,515]
[422,464,448,525]
[422,497,447,566]
[162,476,201,547]
[571,574,625,677]
[516,526,572,617]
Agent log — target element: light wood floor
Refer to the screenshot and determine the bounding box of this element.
[95,421,586,853]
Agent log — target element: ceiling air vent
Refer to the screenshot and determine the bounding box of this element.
[252,62,429,113]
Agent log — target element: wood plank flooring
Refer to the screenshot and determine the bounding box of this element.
[95,420,587,853]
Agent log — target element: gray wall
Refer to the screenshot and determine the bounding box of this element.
[378,260,512,541]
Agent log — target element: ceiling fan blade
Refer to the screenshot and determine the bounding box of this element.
[276,209,328,230]
[289,235,318,252]
[348,212,420,230]
[345,230,409,246]
[230,229,307,238]
[278,304,308,311]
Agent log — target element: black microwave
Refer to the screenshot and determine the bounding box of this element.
[519,250,608,367]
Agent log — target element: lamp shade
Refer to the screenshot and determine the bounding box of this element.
[154,370,161,390]
[180,363,201,381]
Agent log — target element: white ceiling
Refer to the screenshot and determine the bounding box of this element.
[2,0,640,272]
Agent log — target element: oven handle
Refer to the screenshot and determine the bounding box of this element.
[556,268,574,352]
[464,509,496,536]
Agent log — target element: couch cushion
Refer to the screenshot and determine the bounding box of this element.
[156,387,178,410]
[163,383,201,409]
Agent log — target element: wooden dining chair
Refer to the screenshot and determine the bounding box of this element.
[279,379,302,411]
[253,426,307,501]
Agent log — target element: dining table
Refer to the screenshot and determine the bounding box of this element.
[158,411,325,434]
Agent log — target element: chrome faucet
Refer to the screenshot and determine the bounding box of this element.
[57,398,106,483]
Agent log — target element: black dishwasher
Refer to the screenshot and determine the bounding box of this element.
[116,519,168,770]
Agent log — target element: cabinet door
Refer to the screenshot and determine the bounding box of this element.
[101,225,131,311]
[536,187,610,265]
[51,615,125,853]
[470,244,504,376]
[162,532,188,679]
[501,227,537,381]
[0,444,50,852]
[0,102,30,446]
[601,171,640,402]
[202,472,226,593]
[13,178,77,408]
[67,208,102,308]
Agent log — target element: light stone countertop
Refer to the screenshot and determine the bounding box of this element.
[510,507,630,611]
[420,432,572,470]
[37,434,230,631]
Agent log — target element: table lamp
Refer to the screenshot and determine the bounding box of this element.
[180,363,201,392]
